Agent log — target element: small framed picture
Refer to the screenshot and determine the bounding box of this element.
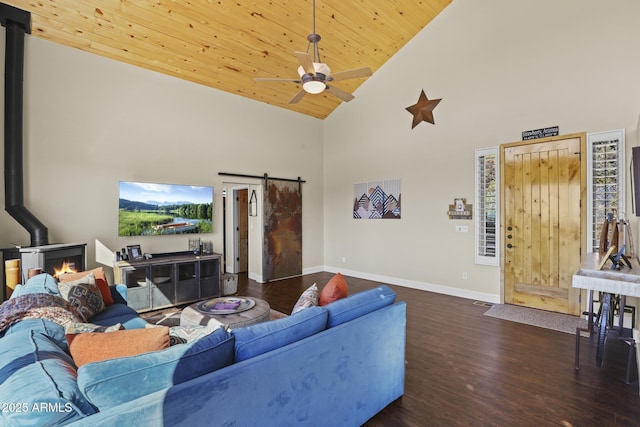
[126,244,143,261]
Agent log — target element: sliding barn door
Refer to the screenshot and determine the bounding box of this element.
[262,181,302,281]
[502,134,585,315]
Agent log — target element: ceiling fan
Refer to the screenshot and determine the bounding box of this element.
[254,0,372,104]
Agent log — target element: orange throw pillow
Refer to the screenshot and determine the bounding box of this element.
[319,273,349,306]
[59,267,114,306]
[66,327,170,367]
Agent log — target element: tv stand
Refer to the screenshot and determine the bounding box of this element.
[113,253,221,312]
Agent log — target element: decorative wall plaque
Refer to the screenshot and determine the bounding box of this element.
[447,198,472,220]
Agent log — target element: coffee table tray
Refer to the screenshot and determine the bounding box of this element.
[196,297,255,315]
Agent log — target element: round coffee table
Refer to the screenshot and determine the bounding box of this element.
[180,296,270,329]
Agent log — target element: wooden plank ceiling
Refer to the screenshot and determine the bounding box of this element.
[3,0,452,119]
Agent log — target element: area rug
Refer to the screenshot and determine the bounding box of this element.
[483,304,587,335]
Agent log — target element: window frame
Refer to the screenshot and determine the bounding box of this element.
[586,129,625,253]
[475,147,500,266]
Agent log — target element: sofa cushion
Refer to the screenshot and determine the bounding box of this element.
[9,273,60,299]
[291,283,319,314]
[77,327,235,410]
[0,329,97,425]
[89,302,149,329]
[59,267,114,306]
[233,306,328,362]
[325,285,396,328]
[0,318,69,352]
[57,273,105,321]
[319,272,349,306]
[67,326,171,367]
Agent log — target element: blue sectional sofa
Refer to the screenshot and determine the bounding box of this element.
[0,274,406,426]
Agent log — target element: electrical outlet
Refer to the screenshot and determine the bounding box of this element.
[341,257,346,263]
[462,272,468,280]
[455,225,469,232]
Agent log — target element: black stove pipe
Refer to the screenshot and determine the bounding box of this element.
[1,4,48,247]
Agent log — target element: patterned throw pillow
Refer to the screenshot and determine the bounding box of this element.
[64,322,123,334]
[57,273,105,321]
[59,267,114,306]
[168,323,224,345]
[291,283,319,314]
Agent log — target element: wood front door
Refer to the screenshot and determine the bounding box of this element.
[502,134,585,315]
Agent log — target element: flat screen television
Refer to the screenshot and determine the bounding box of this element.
[118,181,213,236]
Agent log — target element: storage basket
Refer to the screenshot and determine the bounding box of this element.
[222,273,238,296]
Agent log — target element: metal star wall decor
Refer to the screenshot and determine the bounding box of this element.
[406,90,442,129]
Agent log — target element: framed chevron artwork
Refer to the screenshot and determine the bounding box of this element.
[353,179,401,219]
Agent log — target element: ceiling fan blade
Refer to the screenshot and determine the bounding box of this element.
[289,89,307,104]
[294,52,315,75]
[254,77,301,83]
[326,85,355,102]
[328,67,372,82]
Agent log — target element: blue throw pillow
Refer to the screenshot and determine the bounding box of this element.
[77,326,235,410]
[325,285,396,328]
[233,306,328,362]
[0,330,96,426]
[10,273,60,298]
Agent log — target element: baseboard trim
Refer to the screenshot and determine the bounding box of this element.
[250,265,499,303]
[315,265,500,304]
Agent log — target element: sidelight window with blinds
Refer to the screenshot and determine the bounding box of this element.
[475,147,500,266]
[587,129,625,253]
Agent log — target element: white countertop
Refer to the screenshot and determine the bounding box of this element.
[572,252,640,298]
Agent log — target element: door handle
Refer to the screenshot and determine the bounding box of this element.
[507,243,515,249]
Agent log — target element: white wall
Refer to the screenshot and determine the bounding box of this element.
[2,0,640,306]
[323,0,640,302]
[0,34,325,279]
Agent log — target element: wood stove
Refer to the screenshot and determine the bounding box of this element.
[0,6,88,301]
[2,243,87,300]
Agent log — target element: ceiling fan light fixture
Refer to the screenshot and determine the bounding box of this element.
[302,79,326,94]
[255,0,371,104]
[297,62,330,94]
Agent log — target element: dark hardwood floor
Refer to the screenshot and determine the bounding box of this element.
[236,272,640,427]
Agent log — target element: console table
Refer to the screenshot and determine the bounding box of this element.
[114,253,221,312]
[573,252,640,330]
[572,252,638,378]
